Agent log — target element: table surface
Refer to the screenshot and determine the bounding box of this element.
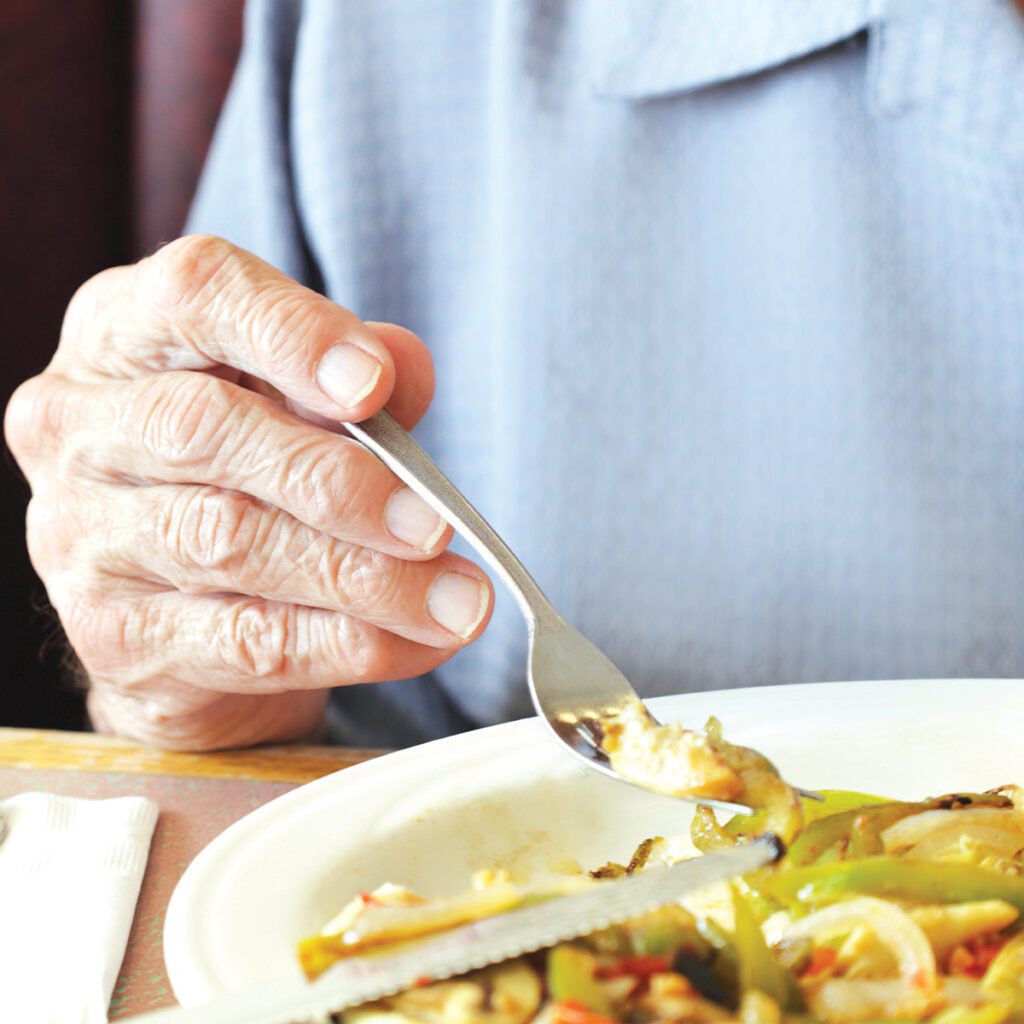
[0,727,382,1020]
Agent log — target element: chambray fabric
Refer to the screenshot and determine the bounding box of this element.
[189,0,1024,747]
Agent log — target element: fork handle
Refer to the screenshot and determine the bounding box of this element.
[346,411,556,630]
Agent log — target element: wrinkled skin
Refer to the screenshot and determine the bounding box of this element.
[4,236,494,750]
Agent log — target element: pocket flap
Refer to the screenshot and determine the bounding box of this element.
[589,0,874,100]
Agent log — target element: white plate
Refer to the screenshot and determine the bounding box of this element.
[164,679,1024,1006]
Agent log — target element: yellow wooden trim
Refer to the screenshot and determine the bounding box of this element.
[0,728,383,783]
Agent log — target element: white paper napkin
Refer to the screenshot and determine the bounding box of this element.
[0,792,159,1024]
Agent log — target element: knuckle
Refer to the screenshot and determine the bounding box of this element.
[4,376,48,463]
[58,590,140,673]
[335,618,391,682]
[333,545,405,612]
[60,266,123,346]
[166,487,263,575]
[216,599,292,679]
[134,373,236,468]
[284,439,374,534]
[4,374,82,469]
[147,234,237,314]
[255,296,323,372]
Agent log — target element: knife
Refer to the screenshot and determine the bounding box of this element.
[134,835,782,1024]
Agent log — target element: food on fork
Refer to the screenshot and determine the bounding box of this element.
[599,704,803,842]
[597,702,742,802]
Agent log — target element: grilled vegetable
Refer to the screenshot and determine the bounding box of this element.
[782,897,937,1018]
[981,931,1024,1013]
[910,901,1019,963]
[765,858,1024,914]
[312,762,1024,1024]
[693,804,739,853]
[546,945,614,1017]
[731,885,802,1011]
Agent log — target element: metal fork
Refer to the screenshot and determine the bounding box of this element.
[349,411,777,815]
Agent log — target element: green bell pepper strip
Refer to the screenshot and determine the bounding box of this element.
[723,789,890,844]
[731,885,803,1011]
[694,914,741,1009]
[587,906,713,958]
[547,945,614,1016]
[786,802,928,866]
[784,792,1013,867]
[798,789,893,823]
[691,804,738,853]
[765,858,1024,914]
[628,910,711,958]
[847,808,886,858]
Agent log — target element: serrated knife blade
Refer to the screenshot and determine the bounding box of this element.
[134,835,782,1024]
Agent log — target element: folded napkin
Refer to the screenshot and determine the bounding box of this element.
[0,792,159,1024]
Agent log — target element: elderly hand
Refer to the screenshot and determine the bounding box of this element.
[4,236,493,749]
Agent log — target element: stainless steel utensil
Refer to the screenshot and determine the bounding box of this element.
[349,411,810,814]
[133,834,783,1023]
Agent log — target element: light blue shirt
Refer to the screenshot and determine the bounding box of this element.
[190,0,1024,746]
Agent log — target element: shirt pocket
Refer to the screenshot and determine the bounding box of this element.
[587,0,1024,163]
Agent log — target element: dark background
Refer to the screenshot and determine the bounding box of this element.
[0,0,243,729]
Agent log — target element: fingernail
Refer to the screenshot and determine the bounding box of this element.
[317,344,383,409]
[427,572,489,638]
[385,487,447,550]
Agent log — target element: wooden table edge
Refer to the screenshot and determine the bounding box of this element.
[0,727,384,783]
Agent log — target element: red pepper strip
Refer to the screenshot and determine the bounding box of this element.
[550,999,618,1024]
[973,941,1009,978]
[950,937,1010,979]
[596,955,671,979]
[799,947,838,980]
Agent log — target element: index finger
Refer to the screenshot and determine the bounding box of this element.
[55,234,397,422]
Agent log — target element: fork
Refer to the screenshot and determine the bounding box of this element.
[348,411,786,815]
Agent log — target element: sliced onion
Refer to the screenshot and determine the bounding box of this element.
[881,809,1024,855]
[320,882,425,937]
[943,975,989,1005]
[782,897,937,1018]
[905,825,1024,863]
[807,976,983,1024]
[336,883,524,950]
[760,910,794,948]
